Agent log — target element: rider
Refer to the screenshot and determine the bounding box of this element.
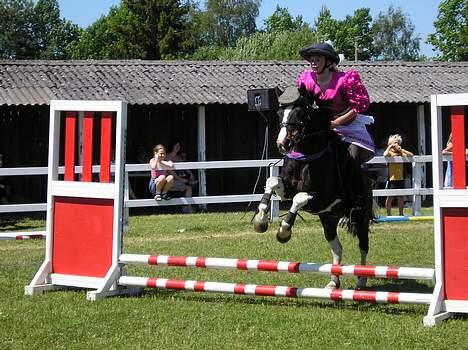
[296,42,375,217]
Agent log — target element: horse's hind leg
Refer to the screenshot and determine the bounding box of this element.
[276,192,311,243]
[319,213,342,289]
[356,218,370,290]
[253,176,285,233]
[355,175,372,289]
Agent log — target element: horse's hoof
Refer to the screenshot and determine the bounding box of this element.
[253,221,269,233]
[356,277,367,290]
[252,209,269,233]
[325,280,341,290]
[276,229,292,243]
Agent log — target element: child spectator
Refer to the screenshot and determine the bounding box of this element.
[167,140,198,212]
[148,144,174,201]
[384,134,414,216]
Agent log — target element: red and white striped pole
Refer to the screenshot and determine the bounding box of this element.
[118,276,432,305]
[0,231,46,240]
[119,254,435,280]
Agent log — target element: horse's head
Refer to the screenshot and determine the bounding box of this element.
[276,86,332,154]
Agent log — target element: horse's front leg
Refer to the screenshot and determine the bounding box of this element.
[356,249,368,290]
[253,176,285,233]
[355,189,371,290]
[319,213,343,289]
[356,224,369,290]
[276,192,312,243]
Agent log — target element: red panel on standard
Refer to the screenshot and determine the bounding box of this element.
[64,112,77,181]
[82,112,94,182]
[100,112,112,183]
[52,196,114,277]
[442,208,468,300]
[451,108,466,189]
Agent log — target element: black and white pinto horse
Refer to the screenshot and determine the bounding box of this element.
[252,87,372,289]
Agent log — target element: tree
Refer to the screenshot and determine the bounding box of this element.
[427,0,468,61]
[72,0,194,60]
[123,0,194,59]
[71,11,125,59]
[0,0,36,59]
[263,5,307,33]
[314,6,373,61]
[314,6,338,44]
[334,8,373,61]
[194,0,260,48]
[32,0,80,59]
[371,5,420,61]
[0,0,80,59]
[225,28,317,60]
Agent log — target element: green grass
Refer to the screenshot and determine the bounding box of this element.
[1,210,467,350]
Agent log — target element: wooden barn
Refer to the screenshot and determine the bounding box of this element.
[0,60,467,205]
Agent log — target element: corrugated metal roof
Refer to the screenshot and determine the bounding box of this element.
[0,60,467,106]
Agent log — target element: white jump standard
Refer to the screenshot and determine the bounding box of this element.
[424,93,468,326]
[25,95,468,327]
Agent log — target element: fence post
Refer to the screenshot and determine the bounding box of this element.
[124,172,130,232]
[412,160,422,216]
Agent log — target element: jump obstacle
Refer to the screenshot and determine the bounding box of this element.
[25,96,468,326]
[374,216,433,223]
[0,231,46,240]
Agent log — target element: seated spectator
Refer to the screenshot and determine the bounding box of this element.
[383,134,414,216]
[148,144,174,201]
[167,139,198,212]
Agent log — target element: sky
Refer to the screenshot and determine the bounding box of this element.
[57,0,441,57]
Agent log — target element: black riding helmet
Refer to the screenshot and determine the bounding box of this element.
[299,42,340,65]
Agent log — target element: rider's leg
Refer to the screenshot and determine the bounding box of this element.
[348,144,373,211]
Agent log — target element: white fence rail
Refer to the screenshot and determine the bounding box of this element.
[0,155,446,216]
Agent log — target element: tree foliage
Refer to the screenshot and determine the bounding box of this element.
[371,5,420,61]
[190,4,314,61]
[0,0,79,59]
[263,5,307,33]
[33,0,80,59]
[335,8,373,60]
[225,28,317,60]
[0,0,35,59]
[314,7,338,44]
[427,0,468,61]
[1,0,458,62]
[314,7,373,61]
[72,0,193,59]
[193,0,260,48]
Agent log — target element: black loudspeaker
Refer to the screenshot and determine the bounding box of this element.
[247,88,280,111]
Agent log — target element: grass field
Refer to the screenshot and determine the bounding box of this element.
[1,209,467,350]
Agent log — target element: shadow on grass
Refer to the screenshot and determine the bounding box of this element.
[364,279,433,294]
[137,288,430,317]
[0,213,45,231]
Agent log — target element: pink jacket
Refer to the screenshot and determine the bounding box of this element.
[296,69,370,115]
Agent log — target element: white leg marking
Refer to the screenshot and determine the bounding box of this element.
[290,192,312,213]
[276,106,292,148]
[329,237,342,265]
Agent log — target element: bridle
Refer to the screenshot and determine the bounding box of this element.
[280,102,330,146]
